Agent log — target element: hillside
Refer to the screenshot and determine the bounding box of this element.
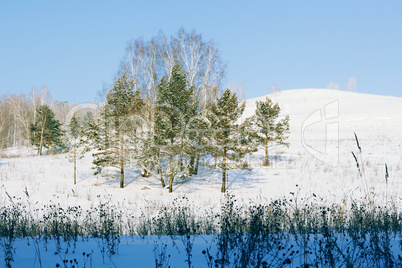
[0,88,401,211]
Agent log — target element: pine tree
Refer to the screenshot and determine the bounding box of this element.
[186,116,209,175]
[252,97,289,166]
[91,72,143,188]
[89,105,113,176]
[133,100,160,179]
[91,105,118,175]
[155,64,199,193]
[30,105,63,155]
[137,127,158,178]
[206,88,255,193]
[83,111,101,152]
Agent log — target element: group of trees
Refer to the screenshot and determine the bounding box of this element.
[0,86,70,150]
[29,105,63,155]
[326,76,357,91]
[1,29,290,193]
[121,28,225,110]
[71,63,289,193]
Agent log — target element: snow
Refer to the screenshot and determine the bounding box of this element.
[5,234,401,267]
[6,236,214,267]
[1,88,401,266]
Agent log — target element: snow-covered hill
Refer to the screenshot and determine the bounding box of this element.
[244,88,402,138]
[1,88,401,211]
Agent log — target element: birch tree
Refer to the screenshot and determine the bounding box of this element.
[7,93,33,146]
[347,76,357,92]
[0,86,51,149]
[121,29,226,109]
[172,28,226,109]
[69,115,82,185]
[123,37,161,104]
[0,97,11,148]
[326,82,340,90]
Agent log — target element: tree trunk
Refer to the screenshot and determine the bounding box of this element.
[74,139,77,184]
[221,148,227,193]
[194,155,199,175]
[120,133,124,188]
[39,127,44,156]
[168,122,174,192]
[160,174,166,188]
[189,156,195,174]
[263,134,269,166]
[155,150,165,186]
[221,169,226,193]
[169,146,174,193]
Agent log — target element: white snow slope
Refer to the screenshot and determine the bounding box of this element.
[1,88,401,211]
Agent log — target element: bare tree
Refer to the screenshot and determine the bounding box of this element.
[227,81,247,101]
[123,37,161,104]
[0,85,52,149]
[157,31,176,86]
[29,85,51,125]
[172,29,226,109]
[7,93,32,146]
[326,82,340,90]
[0,97,11,148]
[346,76,357,92]
[121,29,226,109]
[52,100,70,124]
[269,84,281,94]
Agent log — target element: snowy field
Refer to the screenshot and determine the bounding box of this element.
[1,88,401,267]
[1,89,401,209]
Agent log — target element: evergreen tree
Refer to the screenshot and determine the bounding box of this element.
[29,105,63,155]
[206,89,255,193]
[137,126,159,178]
[186,116,209,175]
[82,111,100,152]
[155,64,199,193]
[90,104,116,176]
[91,72,143,188]
[252,97,290,166]
[134,102,159,179]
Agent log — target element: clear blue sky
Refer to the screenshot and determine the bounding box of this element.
[1,1,402,103]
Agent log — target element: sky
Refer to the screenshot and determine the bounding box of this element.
[1,0,402,103]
